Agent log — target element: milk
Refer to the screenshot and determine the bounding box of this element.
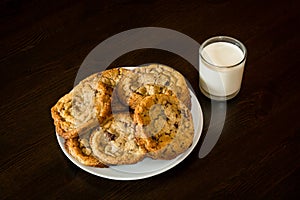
[199,41,246,99]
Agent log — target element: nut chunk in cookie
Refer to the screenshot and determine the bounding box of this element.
[134,94,194,160]
[90,114,146,165]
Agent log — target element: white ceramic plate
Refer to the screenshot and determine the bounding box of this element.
[56,68,203,180]
[56,90,203,180]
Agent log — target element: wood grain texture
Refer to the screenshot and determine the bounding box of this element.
[1,0,299,199]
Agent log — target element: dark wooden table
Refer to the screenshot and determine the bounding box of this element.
[1,0,299,199]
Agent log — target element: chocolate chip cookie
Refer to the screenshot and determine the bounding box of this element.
[51,68,130,139]
[89,113,146,165]
[51,73,103,139]
[134,94,194,160]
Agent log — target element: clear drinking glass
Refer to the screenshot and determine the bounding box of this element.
[199,36,247,101]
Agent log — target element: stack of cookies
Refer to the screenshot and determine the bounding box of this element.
[51,64,194,167]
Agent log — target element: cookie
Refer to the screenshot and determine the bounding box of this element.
[64,129,107,168]
[148,104,194,160]
[134,94,194,160]
[116,64,191,109]
[51,73,104,139]
[89,113,146,165]
[51,68,129,139]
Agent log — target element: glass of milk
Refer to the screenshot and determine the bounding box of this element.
[199,36,247,101]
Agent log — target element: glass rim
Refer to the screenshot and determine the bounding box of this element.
[199,36,247,69]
